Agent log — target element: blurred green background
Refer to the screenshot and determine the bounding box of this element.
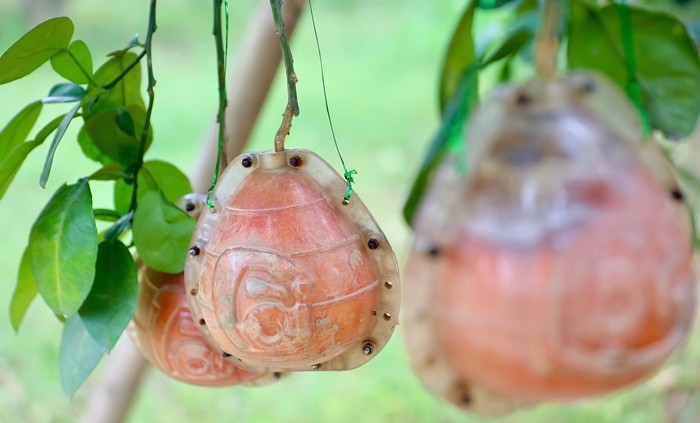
[1,0,700,422]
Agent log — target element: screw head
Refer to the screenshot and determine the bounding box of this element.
[384,281,393,289]
[241,156,253,168]
[190,288,198,296]
[189,246,200,256]
[222,352,232,358]
[289,155,303,167]
[671,188,685,202]
[185,202,195,212]
[383,313,392,321]
[311,363,321,370]
[362,342,374,355]
[367,238,380,250]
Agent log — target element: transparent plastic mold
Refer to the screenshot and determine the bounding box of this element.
[404,71,696,410]
[185,149,400,372]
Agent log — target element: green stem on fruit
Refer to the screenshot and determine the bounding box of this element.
[270,0,300,152]
[534,0,560,79]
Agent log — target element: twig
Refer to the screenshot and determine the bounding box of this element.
[128,0,157,214]
[213,0,229,169]
[270,0,299,152]
[534,0,560,79]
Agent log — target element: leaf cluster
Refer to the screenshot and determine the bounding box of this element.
[0,16,194,398]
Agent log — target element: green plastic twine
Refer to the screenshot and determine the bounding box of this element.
[207,0,230,208]
[617,0,652,136]
[308,0,357,202]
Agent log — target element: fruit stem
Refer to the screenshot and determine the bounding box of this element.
[534,0,560,80]
[213,0,229,169]
[270,0,300,152]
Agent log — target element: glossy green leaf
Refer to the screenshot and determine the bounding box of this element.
[84,52,144,118]
[59,314,104,400]
[78,105,151,167]
[0,141,41,201]
[0,17,74,84]
[568,1,700,139]
[42,82,86,104]
[9,248,38,331]
[404,66,479,226]
[133,190,195,273]
[29,179,98,316]
[50,40,93,84]
[39,101,82,188]
[439,0,477,112]
[78,239,137,351]
[0,101,42,158]
[114,160,192,215]
[115,109,136,136]
[89,163,129,181]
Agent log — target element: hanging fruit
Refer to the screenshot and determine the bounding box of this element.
[403,71,696,409]
[130,194,278,386]
[130,265,278,386]
[185,149,400,371]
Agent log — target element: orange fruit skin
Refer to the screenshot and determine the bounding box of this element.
[132,268,263,386]
[198,168,379,368]
[432,165,695,400]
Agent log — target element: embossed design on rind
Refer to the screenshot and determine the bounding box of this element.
[186,149,401,371]
[131,268,264,386]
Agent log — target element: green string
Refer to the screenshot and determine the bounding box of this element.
[617,0,652,137]
[308,0,357,202]
[207,0,230,208]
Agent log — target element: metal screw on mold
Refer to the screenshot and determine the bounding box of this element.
[367,238,380,250]
[342,198,350,206]
[222,352,232,358]
[362,342,374,355]
[384,281,393,289]
[273,372,283,379]
[199,319,206,326]
[189,246,200,256]
[190,288,198,296]
[241,156,253,168]
[289,155,303,167]
[311,363,321,370]
[671,187,685,202]
[383,313,392,321]
[185,202,195,212]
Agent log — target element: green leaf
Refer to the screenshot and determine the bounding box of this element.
[133,190,195,273]
[9,248,38,331]
[42,82,86,104]
[29,179,98,316]
[404,66,479,227]
[114,160,193,215]
[0,17,74,84]
[84,52,143,119]
[477,0,518,9]
[439,0,477,112]
[115,109,135,136]
[93,208,122,222]
[78,239,137,351]
[89,163,129,181]
[481,26,534,68]
[0,114,65,201]
[568,1,700,139]
[0,101,42,158]
[39,101,82,188]
[50,40,93,84]
[0,141,41,201]
[78,105,151,167]
[59,314,104,400]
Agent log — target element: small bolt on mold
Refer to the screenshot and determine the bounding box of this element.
[241,156,254,168]
[362,342,374,355]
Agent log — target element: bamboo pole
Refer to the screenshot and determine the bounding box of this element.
[79,1,306,422]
